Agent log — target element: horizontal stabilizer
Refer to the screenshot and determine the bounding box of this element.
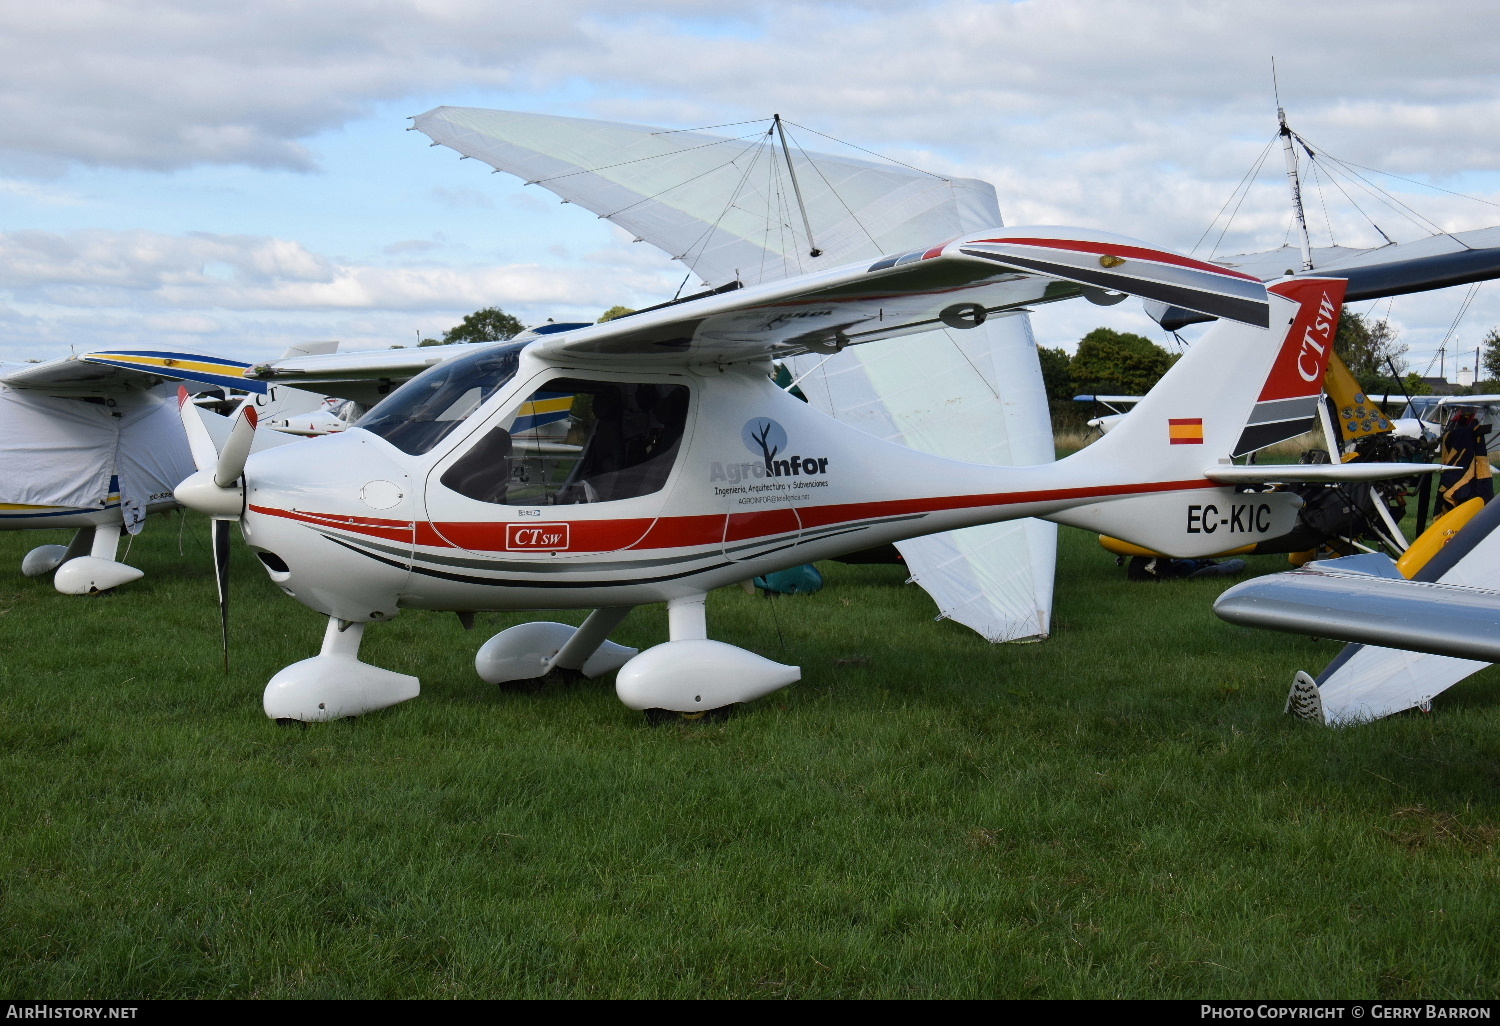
[1204,462,1443,484]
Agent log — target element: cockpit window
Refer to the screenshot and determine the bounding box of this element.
[440,378,690,505]
[357,342,525,455]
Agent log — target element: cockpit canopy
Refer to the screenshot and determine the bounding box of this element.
[356,341,527,455]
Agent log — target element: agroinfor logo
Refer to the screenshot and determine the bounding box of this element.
[505,523,569,551]
[742,418,829,478]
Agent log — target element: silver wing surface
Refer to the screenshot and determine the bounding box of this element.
[1214,498,1500,724]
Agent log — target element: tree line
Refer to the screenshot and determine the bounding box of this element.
[415,304,635,346]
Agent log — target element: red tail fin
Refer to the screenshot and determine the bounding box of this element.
[1231,277,1346,455]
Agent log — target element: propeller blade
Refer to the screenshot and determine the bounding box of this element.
[177,385,221,473]
[214,402,258,488]
[212,517,231,672]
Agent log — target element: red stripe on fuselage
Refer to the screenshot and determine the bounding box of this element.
[248,478,1207,555]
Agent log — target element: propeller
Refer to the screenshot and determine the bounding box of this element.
[175,386,258,671]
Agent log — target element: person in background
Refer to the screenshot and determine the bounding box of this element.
[1439,406,1493,513]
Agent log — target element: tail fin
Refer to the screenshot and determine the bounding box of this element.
[1065,277,1347,476]
[1046,278,1347,557]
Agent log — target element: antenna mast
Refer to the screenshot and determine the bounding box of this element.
[773,114,822,258]
[1273,61,1315,272]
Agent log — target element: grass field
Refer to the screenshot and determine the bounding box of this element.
[2,508,1499,998]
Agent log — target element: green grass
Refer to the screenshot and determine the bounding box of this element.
[2,511,1499,998]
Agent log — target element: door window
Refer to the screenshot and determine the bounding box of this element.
[440,378,689,505]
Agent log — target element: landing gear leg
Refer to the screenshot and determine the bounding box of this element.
[476,607,638,691]
[263,616,420,722]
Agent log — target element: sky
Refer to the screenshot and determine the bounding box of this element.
[1,0,1497,375]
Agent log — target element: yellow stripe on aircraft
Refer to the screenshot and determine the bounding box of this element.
[517,396,575,417]
[84,354,252,379]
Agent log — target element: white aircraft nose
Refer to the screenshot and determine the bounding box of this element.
[239,430,422,623]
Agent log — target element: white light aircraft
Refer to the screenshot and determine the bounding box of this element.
[173,228,1459,723]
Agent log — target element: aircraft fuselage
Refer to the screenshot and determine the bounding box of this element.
[239,347,1225,623]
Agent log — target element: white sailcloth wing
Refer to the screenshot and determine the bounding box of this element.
[789,314,1056,641]
[413,106,1057,642]
[412,106,1001,291]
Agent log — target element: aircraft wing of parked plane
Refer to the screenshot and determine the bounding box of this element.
[1,345,317,595]
[1214,497,1500,725]
[1146,226,1500,331]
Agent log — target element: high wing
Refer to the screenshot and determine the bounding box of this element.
[249,227,1266,383]
[243,346,458,405]
[528,227,1268,364]
[243,326,587,404]
[1,348,269,394]
[1148,226,1500,330]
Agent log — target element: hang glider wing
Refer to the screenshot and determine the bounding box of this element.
[411,106,1002,292]
[0,348,268,395]
[1148,226,1500,330]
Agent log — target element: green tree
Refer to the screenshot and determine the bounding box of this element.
[1036,346,1073,404]
[440,306,524,345]
[1335,310,1407,389]
[1069,328,1178,396]
[1403,371,1433,396]
[598,305,635,322]
[1480,327,1500,384]
[1036,344,1081,430]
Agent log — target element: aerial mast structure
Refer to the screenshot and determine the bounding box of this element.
[1274,61,1315,273]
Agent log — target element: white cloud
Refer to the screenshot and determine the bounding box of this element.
[0,227,673,310]
[0,226,678,361]
[0,0,1496,360]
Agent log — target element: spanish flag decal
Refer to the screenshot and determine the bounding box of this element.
[1169,418,1204,445]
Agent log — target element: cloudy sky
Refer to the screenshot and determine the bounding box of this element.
[2,0,1497,374]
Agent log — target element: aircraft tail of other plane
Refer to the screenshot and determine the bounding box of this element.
[1044,277,1349,556]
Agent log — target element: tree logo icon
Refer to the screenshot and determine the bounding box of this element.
[742,418,789,471]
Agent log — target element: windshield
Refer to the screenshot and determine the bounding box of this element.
[357,342,525,455]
